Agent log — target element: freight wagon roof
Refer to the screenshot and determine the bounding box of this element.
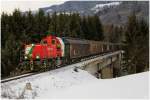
[61,37,123,46]
[62,37,89,45]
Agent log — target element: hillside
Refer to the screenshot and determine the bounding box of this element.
[97,1,149,25]
[40,1,149,26]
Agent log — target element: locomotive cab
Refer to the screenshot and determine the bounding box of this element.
[24,35,63,61]
[22,35,64,70]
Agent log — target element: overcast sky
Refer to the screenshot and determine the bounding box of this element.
[1,0,67,14]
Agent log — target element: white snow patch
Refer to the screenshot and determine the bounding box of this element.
[91,2,121,13]
[56,12,74,15]
[46,9,53,13]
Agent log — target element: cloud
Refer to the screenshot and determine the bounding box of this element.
[1,0,66,14]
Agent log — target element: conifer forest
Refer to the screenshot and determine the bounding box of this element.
[1,9,149,77]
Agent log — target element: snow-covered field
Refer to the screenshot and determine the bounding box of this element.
[1,64,149,99]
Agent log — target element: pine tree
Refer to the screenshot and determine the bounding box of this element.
[81,16,88,39]
[50,12,58,35]
[135,19,149,72]
[33,9,47,41]
[124,13,149,74]
[1,12,10,48]
[94,15,104,40]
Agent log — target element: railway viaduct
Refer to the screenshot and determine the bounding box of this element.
[1,50,124,83]
[76,50,124,79]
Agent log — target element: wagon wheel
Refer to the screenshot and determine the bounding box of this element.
[56,57,62,67]
[52,59,56,69]
[19,61,29,73]
[42,59,48,71]
[45,59,49,71]
[47,59,52,70]
[30,61,34,71]
[65,58,70,65]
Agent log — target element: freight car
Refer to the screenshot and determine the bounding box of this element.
[21,34,122,71]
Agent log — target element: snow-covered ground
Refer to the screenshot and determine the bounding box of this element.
[54,71,149,99]
[1,64,149,99]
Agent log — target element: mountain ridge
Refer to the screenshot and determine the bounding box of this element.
[40,1,149,26]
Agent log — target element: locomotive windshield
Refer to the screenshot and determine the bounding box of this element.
[40,40,47,44]
[52,39,55,45]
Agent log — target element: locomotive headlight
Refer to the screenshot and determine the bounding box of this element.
[31,44,34,46]
[25,56,27,59]
[36,55,40,59]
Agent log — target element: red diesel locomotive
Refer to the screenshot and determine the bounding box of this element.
[22,34,121,71]
[24,35,63,60]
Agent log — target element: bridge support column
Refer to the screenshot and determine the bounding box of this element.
[101,67,113,79]
[83,51,124,79]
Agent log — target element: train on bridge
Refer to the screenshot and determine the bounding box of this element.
[20,34,122,71]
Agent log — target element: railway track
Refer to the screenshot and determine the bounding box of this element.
[1,52,112,83]
[1,73,35,83]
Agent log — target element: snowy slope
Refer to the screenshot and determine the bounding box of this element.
[1,65,149,99]
[91,2,121,13]
[53,72,149,99]
[1,66,96,99]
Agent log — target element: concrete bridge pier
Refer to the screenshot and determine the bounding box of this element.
[100,53,123,79]
[82,51,124,79]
